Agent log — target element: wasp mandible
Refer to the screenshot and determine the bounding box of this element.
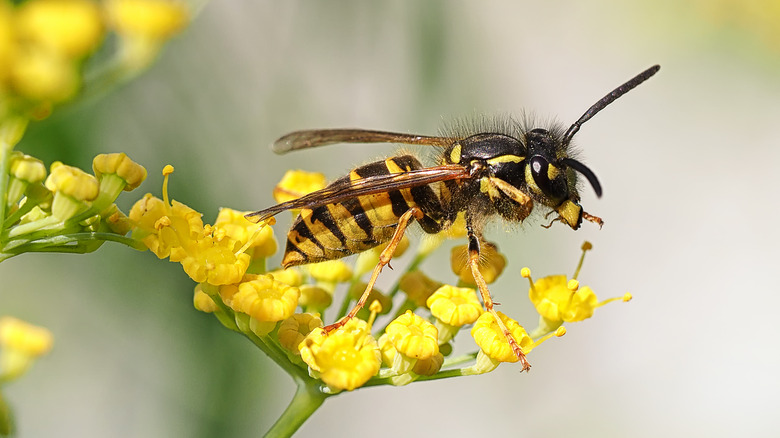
[248,65,660,371]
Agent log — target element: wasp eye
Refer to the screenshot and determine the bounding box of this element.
[529,155,554,195]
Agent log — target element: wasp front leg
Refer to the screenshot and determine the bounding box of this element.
[323,206,425,333]
[466,224,531,371]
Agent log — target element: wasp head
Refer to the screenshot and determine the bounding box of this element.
[522,127,602,229]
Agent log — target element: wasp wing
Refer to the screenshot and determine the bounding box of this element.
[273,129,457,154]
[246,164,469,222]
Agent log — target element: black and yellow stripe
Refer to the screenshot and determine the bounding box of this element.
[282,155,444,267]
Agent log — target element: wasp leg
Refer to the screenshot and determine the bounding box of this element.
[323,206,424,333]
[466,225,531,371]
[582,211,604,228]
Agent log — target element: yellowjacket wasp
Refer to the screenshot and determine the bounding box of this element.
[248,65,660,370]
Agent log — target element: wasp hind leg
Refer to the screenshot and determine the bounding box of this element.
[466,224,531,371]
[323,206,425,333]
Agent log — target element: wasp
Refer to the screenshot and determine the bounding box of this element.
[248,65,660,371]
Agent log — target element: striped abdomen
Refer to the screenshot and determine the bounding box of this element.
[282,155,443,267]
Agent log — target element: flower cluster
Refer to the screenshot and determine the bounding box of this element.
[0,0,188,120]
[1,150,148,261]
[138,169,633,395]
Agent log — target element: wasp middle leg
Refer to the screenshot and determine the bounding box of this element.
[466,223,531,371]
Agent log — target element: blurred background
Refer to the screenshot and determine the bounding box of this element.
[3,0,780,436]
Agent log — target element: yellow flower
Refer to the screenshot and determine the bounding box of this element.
[179,229,251,285]
[93,153,147,191]
[299,319,381,391]
[298,284,332,314]
[7,152,47,205]
[213,207,277,259]
[193,284,218,313]
[278,313,323,355]
[106,0,188,41]
[92,153,147,211]
[0,316,53,381]
[412,352,444,376]
[129,193,202,258]
[266,268,303,287]
[426,285,483,344]
[129,166,201,257]
[16,0,104,58]
[104,0,188,71]
[0,317,53,356]
[308,259,352,284]
[450,242,506,285]
[523,242,631,331]
[223,274,300,322]
[384,311,438,376]
[272,169,326,204]
[0,3,12,79]
[470,311,533,366]
[9,47,79,103]
[44,161,99,220]
[399,270,442,308]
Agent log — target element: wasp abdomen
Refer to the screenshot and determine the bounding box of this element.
[281,155,444,267]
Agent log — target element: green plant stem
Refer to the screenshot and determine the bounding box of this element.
[0,232,147,261]
[264,380,328,438]
[0,140,10,228]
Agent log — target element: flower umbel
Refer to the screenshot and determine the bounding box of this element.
[524,241,632,335]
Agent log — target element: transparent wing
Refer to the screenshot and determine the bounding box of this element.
[246,164,469,222]
[272,129,457,154]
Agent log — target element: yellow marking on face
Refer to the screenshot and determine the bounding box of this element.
[486,155,523,165]
[556,200,582,229]
[449,144,462,164]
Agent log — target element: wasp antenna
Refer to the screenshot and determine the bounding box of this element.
[562,158,602,198]
[562,65,660,146]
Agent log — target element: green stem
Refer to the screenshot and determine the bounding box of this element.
[0,232,147,261]
[264,380,328,438]
[0,140,10,229]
